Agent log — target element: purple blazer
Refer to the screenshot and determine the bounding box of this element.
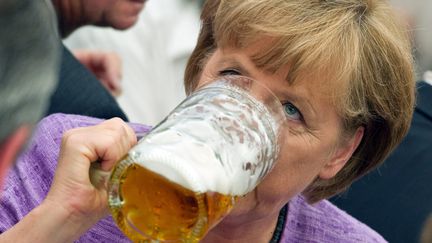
[0,114,386,242]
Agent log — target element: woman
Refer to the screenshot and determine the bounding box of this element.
[0,0,414,242]
[183,0,414,241]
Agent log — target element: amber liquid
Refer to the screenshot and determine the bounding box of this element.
[110,163,236,243]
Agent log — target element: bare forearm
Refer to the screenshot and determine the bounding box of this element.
[0,119,135,242]
[0,201,94,243]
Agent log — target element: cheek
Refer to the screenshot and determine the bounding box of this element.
[194,69,217,90]
[194,51,223,88]
[89,1,116,14]
[113,1,144,16]
[255,134,334,200]
[260,150,317,198]
[106,1,144,28]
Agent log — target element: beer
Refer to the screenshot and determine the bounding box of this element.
[110,162,236,242]
[103,77,284,242]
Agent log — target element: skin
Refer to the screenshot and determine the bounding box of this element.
[52,0,147,37]
[0,35,363,243]
[198,44,364,243]
[0,126,30,190]
[73,50,123,97]
[0,118,137,243]
[0,2,145,241]
[52,0,147,98]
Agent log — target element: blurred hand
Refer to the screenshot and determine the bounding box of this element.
[74,50,123,97]
[45,118,137,224]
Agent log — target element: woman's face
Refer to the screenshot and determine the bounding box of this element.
[197,44,363,222]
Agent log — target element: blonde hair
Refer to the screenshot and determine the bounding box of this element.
[421,213,432,243]
[185,0,415,202]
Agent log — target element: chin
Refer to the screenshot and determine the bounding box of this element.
[227,187,293,221]
[223,191,267,221]
[217,201,281,229]
[110,17,139,30]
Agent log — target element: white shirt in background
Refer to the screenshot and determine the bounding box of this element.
[422,71,432,86]
[64,0,201,125]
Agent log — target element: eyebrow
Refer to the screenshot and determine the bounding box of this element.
[218,55,318,120]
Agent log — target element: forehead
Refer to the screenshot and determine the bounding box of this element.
[210,42,344,101]
[204,45,344,130]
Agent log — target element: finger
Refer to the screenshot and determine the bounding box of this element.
[111,85,122,97]
[105,77,122,97]
[100,53,123,96]
[58,120,134,175]
[58,118,137,180]
[96,118,137,171]
[101,117,137,148]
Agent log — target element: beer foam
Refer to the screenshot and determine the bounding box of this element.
[129,84,278,196]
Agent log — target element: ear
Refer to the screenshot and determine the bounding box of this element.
[0,125,30,187]
[319,126,364,180]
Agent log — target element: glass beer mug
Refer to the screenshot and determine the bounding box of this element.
[92,76,286,242]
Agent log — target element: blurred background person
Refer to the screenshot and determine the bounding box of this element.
[52,0,147,37]
[46,0,149,121]
[71,49,123,97]
[64,0,202,125]
[0,0,60,186]
[0,1,142,241]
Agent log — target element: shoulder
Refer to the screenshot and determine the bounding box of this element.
[36,113,105,133]
[281,195,387,243]
[0,114,106,231]
[36,113,151,136]
[5,113,101,184]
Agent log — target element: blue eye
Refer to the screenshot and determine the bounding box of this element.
[219,69,242,76]
[283,102,302,121]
